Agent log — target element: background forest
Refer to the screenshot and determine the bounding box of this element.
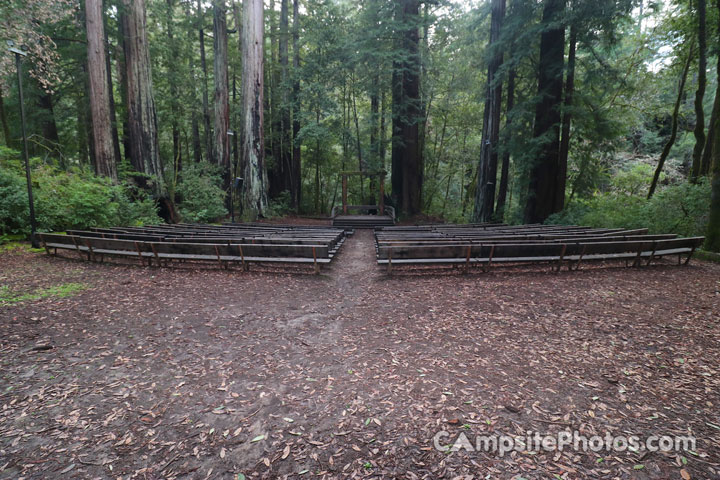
[1,0,720,250]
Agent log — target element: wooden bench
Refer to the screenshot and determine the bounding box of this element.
[39,233,334,274]
[376,236,705,274]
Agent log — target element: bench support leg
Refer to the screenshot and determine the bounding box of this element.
[556,245,567,272]
[684,247,696,265]
[464,246,471,275]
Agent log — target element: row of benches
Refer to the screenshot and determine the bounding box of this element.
[39,224,348,273]
[374,225,705,273]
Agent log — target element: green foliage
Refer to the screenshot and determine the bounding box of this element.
[175,162,228,223]
[267,190,292,219]
[548,178,711,237]
[0,152,161,235]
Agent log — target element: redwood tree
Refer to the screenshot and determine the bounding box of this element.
[473,0,505,223]
[241,0,269,218]
[85,0,117,179]
[213,0,230,187]
[524,0,565,224]
[391,0,423,216]
[290,0,301,210]
[690,0,707,182]
[120,0,164,193]
[705,0,720,251]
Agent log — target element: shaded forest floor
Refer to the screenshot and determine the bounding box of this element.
[1,228,719,479]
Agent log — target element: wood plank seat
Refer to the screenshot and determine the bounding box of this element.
[39,232,337,274]
[376,234,704,273]
[375,234,678,248]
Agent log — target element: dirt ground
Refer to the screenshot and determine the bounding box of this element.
[1,228,719,479]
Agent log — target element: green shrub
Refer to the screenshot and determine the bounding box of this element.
[267,190,292,218]
[548,179,711,237]
[0,167,30,234]
[0,152,161,234]
[175,162,228,223]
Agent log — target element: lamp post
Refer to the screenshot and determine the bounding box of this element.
[227,129,236,223]
[7,41,38,248]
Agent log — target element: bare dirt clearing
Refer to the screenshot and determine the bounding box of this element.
[1,230,719,479]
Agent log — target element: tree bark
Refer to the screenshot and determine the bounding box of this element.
[241,0,268,218]
[648,44,693,199]
[86,0,117,179]
[269,0,293,202]
[198,0,213,163]
[213,0,230,187]
[555,24,577,212]
[473,0,505,223]
[391,0,423,216]
[291,0,301,210]
[524,0,565,224]
[391,62,403,208]
[701,98,718,176]
[166,0,182,174]
[0,86,10,146]
[691,0,707,182]
[706,0,720,251]
[495,65,515,221]
[116,21,130,165]
[37,92,60,158]
[120,0,165,193]
[103,7,123,170]
[74,90,90,165]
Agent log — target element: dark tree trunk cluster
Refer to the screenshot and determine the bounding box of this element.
[391,0,423,216]
[473,0,505,223]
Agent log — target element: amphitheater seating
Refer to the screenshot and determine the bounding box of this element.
[40,223,347,274]
[375,224,704,273]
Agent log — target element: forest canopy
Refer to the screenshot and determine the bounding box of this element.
[1,0,720,250]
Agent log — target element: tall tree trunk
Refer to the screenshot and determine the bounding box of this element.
[495,65,515,221]
[351,77,364,200]
[279,0,291,197]
[0,86,10,146]
[391,64,403,208]
[213,0,230,188]
[474,0,505,222]
[190,34,203,164]
[392,0,423,216]
[401,0,422,215]
[706,0,720,251]
[36,92,60,159]
[241,0,268,218]
[648,44,693,199]
[166,0,182,174]
[291,0,301,210]
[701,98,718,176]
[369,73,380,205]
[555,24,576,212]
[380,88,387,167]
[524,0,565,224]
[103,11,123,169]
[116,23,130,165]
[86,0,117,179]
[691,0,707,182]
[315,107,321,213]
[120,0,165,193]
[267,0,280,197]
[73,88,89,164]
[198,0,213,163]
[82,58,97,169]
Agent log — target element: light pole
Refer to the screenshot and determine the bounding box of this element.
[227,129,236,223]
[7,40,38,248]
